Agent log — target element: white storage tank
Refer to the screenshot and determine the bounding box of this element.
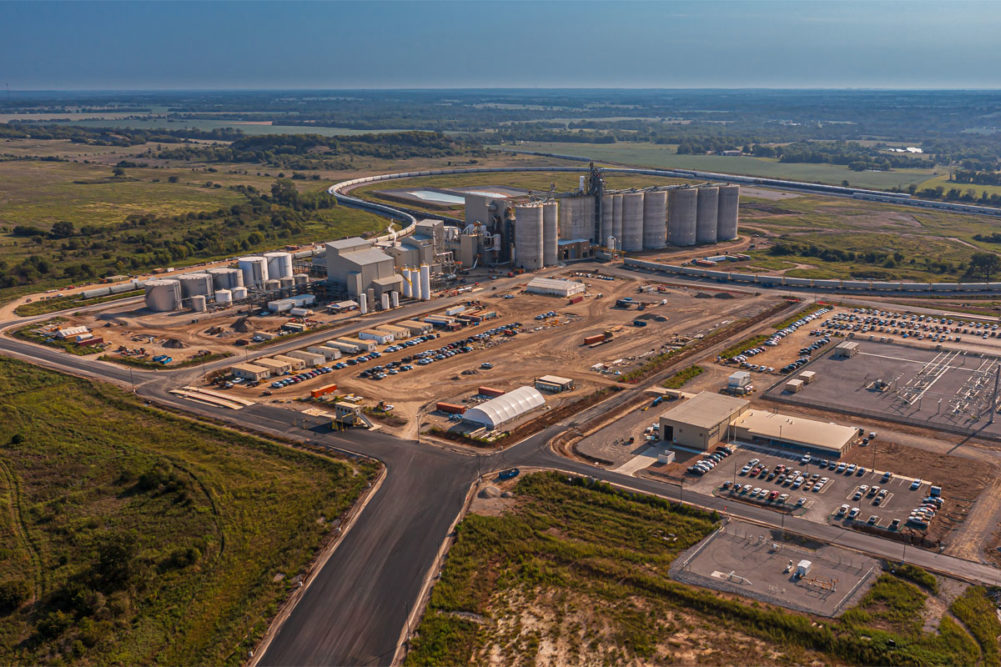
[359,293,368,315]
[207,267,244,290]
[190,294,207,312]
[144,279,182,312]
[696,186,720,244]
[390,291,400,308]
[419,264,431,301]
[401,268,413,298]
[238,256,269,289]
[294,273,308,286]
[381,293,390,310]
[642,189,667,250]
[264,251,294,280]
[542,201,559,267]
[717,184,740,241]
[264,279,280,292]
[612,193,623,242]
[177,273,213,299]
[279,276,295,289]
[668,188,697,247]
[232,286,248,300]
[621,192,645,252]
[215,289,233,305]
[514,203,544,270]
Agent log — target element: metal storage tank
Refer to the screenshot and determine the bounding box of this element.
[696,186,720,244]
[542,201,559,267]
[264,279,280,291]
[612,193,623,244]
[190,295,207,312]
[642,190,668,250]
[279,276,295,289]
[716,184,740,241]
[232,286,248,301]
[401,268,412,298]
[668,188,697,246]
[215,289,233,305]
[359,293,368,315]
[238,256,269,288]
[177,273,213,299]
[620,192,645,252]
[144,279,182,312]
[207,267,244,290]
[390,291,399,308]
[293,273,308,286]
[419,265,431,301]
[514,203,544,270]
[264,251,294,280]
[380,293,390,310]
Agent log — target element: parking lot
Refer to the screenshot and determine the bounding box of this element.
[685,446,941,534]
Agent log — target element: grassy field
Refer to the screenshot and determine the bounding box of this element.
[407,473,992,666]
[661,364,704,389]
[506,141,938,190]
[0,357,380,665]
[34,117,410,136]
[917,173,1001,201]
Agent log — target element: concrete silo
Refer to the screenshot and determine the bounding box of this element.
[601,194,613,245]
[696,186,720,244]
[177,273,213,299]
[642,190,668,250]
[359,293,368,314]
[419,265,431,301]
[542,201,559,267]
[144,279,182,312]
[668,188,697,247]
[558,200,574,239]
[264,251,294,280]
[514,203,544,270]
[717,184,740,241]
[401,268,413,298]
[238,256,269,289]
[612,194,623,245]
[620,192,645,252]
[390,291,399,308]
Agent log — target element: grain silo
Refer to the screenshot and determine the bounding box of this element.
[190,295,207,312]
[542,201,559,267]
[668,188,697,246]
[600,194,613,246]
[574,196,596,241]
[621,192,645,252]
[215,289,233,306]
[264,251,294,280]
[558,201,574,239]
[514,203,544,270]
[642,190,668,250]
[717,184,740,241]
[238,256,269,288]
[612,194,623,244]
[177,273,213,299]
[144,279,182,312]
[696,186,720,244]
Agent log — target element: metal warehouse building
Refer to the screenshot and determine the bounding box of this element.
[525,277,586,297]
[535,375,575,393]
[230,362,271,382]
[462,386,546,429]
[732,410,857,456]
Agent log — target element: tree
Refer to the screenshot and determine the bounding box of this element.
[112,166,125,177]
[968,252,1001,281]
[93,531,140,591]
[50,221,75,238]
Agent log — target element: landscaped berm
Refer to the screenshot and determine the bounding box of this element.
[406,472,1001,666]
[0,358,380,665]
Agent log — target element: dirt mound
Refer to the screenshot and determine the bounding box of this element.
[479,485,501,499]
[232,317,252,333]
[163,338,187,349]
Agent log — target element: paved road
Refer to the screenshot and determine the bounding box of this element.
[4,265,1001,666]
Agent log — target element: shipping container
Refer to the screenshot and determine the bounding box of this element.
[568,295,584,304]
[311,384,339,399]
[77,336,104,347]
[436,402,466,414]
[478,386,506,397]
[583,334,606,345]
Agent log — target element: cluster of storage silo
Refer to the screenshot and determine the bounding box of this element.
[238,256,269,289]
[664,184,740,247]
[399,266,431,300]
[144,279,183,312]
[144,265,259,312]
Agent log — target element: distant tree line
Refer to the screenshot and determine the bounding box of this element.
[0,123,244,146]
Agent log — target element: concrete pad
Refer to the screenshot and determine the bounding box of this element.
[612,446,661,476]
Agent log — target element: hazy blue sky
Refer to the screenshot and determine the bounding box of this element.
[4,0,1001,90]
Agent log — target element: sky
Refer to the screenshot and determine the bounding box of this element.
[3,0,1001,90]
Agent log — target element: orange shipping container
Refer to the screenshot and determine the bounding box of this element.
[436,402,466,414]
[583,334,605,345]
[478,386,505,397]
[310,383,338,399]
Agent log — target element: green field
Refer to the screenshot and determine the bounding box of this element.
[28,117,411,137]
[407,473,993,666]
[506,141,938,190]
[0,357,379,665]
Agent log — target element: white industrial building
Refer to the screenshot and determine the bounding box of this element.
[525,277,585,297]
[324,238,403,299]
[462,386,546,429]
[230,362,271,382]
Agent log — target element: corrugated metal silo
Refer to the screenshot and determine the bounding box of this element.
[542,201,559,267]
[717,184,740,241]
[642,190,668,250]
[514,203,544,270]
[620,192,645,252]
[696,186,720,244]
[215,289,233,305]
[264,251,294,280]
[668,188,697,246]
[177,273,213,299]
[238,256,269,288]
[144,279,182,312]
[190,295,207,312]
[232,286,248,301]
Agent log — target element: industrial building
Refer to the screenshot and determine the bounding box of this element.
[658,391,857,456]
[525,277,586,297]
[462,386,546,430]
[534,375,575,393]
[230,362,271,382]
[324,238,403,300]
[255,357,292,375]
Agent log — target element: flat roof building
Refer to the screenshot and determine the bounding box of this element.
[396,319,433,335]
[732,409,857,456]
[835,341,860,358]
[230,362,271,381]
[255,357,292,375]
[325,239,403,298]
[335,336,377,353]
[658,392,750,451]
[535,375,575,393]
[272,354,306,371]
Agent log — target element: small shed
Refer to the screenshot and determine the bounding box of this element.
[795,560,812,579]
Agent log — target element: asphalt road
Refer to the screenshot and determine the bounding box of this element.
[4,266,1001,666]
